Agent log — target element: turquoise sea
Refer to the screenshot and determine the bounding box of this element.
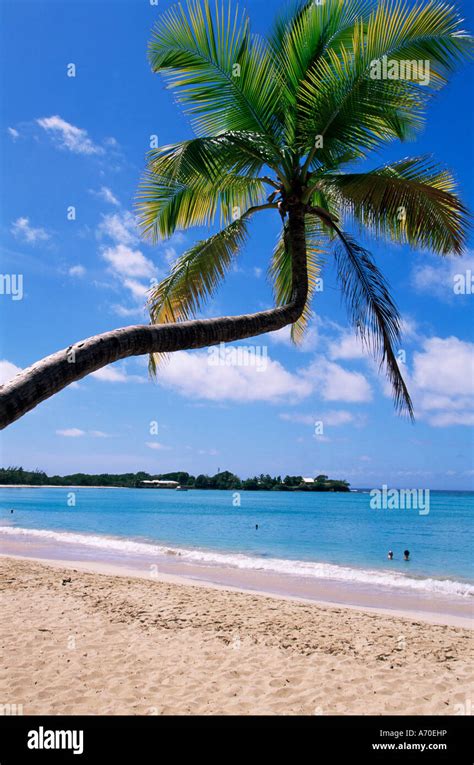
[0,487,473,598]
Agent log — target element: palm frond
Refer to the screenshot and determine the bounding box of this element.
[136,137,266,241]
[148,216,250,325]
[320,156,469,254]
[145,134,276,182]
[139,0,472,420]
[270,0,374,145]
[299,38,427,163]
[147,215,251,373]
[332,228,414,419]
[148,0,284,142]
[297,0,473,165]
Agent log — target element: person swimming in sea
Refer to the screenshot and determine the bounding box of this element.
[387,550,393,560]
[404,549,410,561]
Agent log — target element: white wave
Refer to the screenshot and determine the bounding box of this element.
[1,524,472,598]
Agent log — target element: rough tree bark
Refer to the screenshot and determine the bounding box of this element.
[0,205,308,429]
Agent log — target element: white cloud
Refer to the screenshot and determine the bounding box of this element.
[97,211,157,311]
[11,217,50,244]
[279,412,315,425]
[400,316,421,342]
[253,267,263,278]
[157,349,313,403]
[418,393,473,412]
[410,336,474,427]
[425,412,474,427]
[102,244,156,280]
[412,263,444,295]
[37,115,105,156]
[145,442,172,451]
[103,136,119,148]
[91,365,146,384]
[164,246,177,264]
[123,278,150,300]
[268,323,319,352]
[96,212,183,317]
[97,211,138,245]
[329,333,366,361]
[322,409,356,426]
[413,337,473,397]
[268,326,293,346]
[69,265,86,278]
[152,346,372,406]
[280,410,356,427]
[7,127,19,140]
[303,360,372,403]
[90,186,120,206]
[56,428,85,437]
[56,428,111,438]
[411,254,474,301]
[111,304,146,318]
[0,360,22,385]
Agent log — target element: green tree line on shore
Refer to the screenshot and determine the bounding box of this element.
[0,467,350,492]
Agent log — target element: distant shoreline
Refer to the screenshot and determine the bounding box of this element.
[1,485,472,492]
[0,469,351,492]
[0,484,352,492]
[0,484,128,489]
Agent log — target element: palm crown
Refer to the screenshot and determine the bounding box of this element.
[135,0,472,419]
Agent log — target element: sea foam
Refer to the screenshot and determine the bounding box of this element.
[1,524,473,599]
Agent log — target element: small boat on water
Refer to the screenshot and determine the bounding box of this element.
[176,486,189,491]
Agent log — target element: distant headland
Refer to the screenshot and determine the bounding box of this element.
[0,468,350,492]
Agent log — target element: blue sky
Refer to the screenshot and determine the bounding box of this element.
[0,0,473,489]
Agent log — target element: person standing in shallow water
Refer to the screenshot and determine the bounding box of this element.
[387,550,393,560]
[404,550,410,561]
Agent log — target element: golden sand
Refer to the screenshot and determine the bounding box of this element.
[0,556,472,715]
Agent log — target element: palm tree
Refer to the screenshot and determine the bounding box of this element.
[0,0,471,428]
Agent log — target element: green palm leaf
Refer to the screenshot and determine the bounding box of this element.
[148,0,284,143]
[270,0,374,145]
[147,214,252,373]
[148,216,251,326]
[320,156,469,254]
[136,137,267,241]
[332,228,414,419]
[137,0,471,415]
[297,0,473,169]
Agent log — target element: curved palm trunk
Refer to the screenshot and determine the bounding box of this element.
[0,206,308,429]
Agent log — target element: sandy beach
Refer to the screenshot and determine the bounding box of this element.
[0,555,472,716]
